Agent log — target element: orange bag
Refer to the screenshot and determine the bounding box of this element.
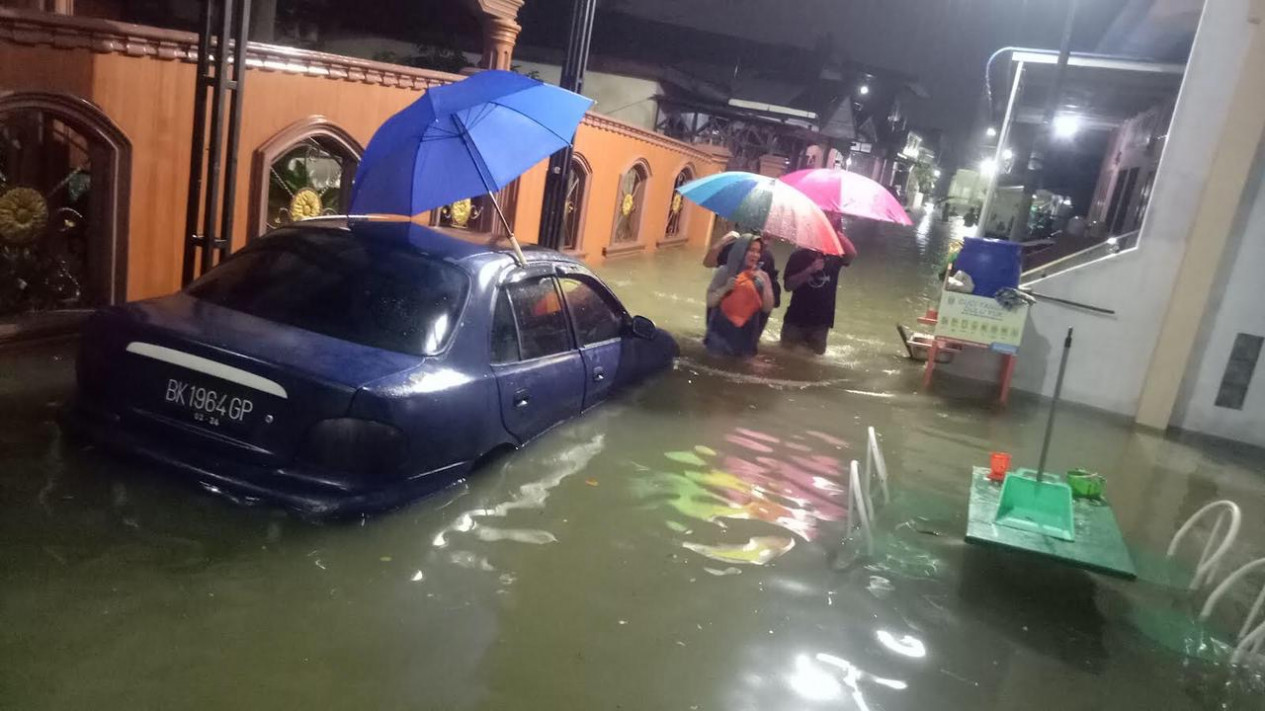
[720,271,762,327]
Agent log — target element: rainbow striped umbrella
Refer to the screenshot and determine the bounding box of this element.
[677,171,844,255]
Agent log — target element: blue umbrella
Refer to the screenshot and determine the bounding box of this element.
[350,70,594,263]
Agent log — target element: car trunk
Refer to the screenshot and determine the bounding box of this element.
[80,294,422,465]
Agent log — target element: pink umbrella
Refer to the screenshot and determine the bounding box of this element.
[779,168,913,226]
[678,171,845,255]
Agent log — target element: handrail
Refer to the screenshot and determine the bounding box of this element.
[1022,229,1140,283]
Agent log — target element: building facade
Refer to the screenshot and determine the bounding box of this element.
[0,4,724,343]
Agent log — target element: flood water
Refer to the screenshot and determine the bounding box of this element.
[3,212,1264,709]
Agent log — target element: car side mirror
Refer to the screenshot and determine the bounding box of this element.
[628,315,657,340]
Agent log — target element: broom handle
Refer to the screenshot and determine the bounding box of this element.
[1036,328,1073,483]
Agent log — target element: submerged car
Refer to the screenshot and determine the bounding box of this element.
[62,219,677,515]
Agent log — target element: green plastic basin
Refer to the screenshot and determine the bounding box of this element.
[994,468,1076,542]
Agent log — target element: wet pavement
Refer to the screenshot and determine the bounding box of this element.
[2,212,1264,709]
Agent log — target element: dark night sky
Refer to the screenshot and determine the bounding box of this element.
[520,0,1136,168]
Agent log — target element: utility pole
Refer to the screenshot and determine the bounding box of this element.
[1009,0,1078,242]
[538,0,596,250]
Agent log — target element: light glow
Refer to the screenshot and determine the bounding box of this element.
[876,630,927,658]
[1053,114,1082,139]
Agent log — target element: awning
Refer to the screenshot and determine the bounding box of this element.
[989,49,1185,131]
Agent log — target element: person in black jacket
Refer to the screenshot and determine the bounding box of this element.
[780,228,858,355]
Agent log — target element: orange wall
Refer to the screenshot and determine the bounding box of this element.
[1,19,723,304]
[512,121,721,256]
[569,120,719,256]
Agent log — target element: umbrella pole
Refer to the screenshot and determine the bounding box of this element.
[485,191,528,267]
[453,114,528,267]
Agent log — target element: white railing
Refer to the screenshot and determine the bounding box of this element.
[843,427,892,555]
[1167,499,1242,591]
[1199,558,1265,666]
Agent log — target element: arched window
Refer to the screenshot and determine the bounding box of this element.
[562,153,590,251]
[0,92,130,340]
[664,166,694,239]
[434,195,495,232]
[249,117,362,238]
[611,161,649,245]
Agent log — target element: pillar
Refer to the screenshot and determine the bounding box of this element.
[1135,10,1265,429]
[463,0,525,71]
[479,15,520,70]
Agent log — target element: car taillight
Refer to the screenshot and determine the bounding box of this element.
[297,418,408,476]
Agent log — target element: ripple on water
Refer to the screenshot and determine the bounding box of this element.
[636,426,855,567]
[431,433,606,550]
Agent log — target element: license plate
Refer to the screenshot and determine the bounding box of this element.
[163,377,256,429]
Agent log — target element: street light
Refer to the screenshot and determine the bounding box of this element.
[933,169,942,178]
[858,84,870,96]
[1053,113,1081,140]
[1001,148,1014,161]
[986,126,998,138]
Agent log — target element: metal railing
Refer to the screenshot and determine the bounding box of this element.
[1021,229,1140,284]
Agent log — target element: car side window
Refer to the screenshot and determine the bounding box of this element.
[560,277,624,346]
[505,277,573,360]
[490,289,520,364]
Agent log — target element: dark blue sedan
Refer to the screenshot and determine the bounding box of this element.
[62,219,677,516]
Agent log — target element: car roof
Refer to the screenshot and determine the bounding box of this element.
[280,217,585,272]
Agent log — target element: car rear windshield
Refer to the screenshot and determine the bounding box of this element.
[186,228,469,356]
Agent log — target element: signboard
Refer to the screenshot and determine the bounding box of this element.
[934,291,1029,354]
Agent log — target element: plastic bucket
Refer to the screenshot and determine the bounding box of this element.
[954,237,1022,297]
[989,452,1011,481]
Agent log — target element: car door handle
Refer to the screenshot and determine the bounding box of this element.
[513,389,530,408]
[592,367,605,382]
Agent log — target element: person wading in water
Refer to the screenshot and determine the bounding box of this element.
[704,235,775,358]
[704,230,780,339]
[780,224,857,355]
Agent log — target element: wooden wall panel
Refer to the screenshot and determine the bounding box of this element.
[0,44,93,94]
[89,52,196,299]
[510,161,548,246]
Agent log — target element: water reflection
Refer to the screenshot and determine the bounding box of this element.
[876,629,927,658]
[634,425,853,566]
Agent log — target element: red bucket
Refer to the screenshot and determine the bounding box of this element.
[988,452,1011,481]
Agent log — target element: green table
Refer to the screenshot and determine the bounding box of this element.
[965,467,1137,579]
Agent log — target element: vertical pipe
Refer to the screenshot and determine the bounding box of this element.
[218,0,252,261]
[978,61,1024,236]
[182,0,214,285]
[539,0,596,250]
[1010,0,1079,241]
[200,0,233,276]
